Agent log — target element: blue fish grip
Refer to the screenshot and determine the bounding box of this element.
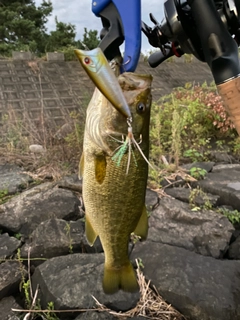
[92,0,142,72]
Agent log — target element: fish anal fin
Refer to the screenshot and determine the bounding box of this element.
[133,205,148,241]
[94,154,107,184]
[78,153,84,179]
[103,261,139,294]
[85,215,98,246]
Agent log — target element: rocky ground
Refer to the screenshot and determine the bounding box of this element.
[0,155,240,320]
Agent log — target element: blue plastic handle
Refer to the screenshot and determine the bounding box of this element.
[92,0,111,16]
[92,0,142,72]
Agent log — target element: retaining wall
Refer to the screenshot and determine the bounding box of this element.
[0,52,213,130]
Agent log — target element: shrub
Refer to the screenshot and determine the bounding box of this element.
[149,82,237,167]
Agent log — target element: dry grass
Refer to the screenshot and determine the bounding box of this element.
[0,103,84,180]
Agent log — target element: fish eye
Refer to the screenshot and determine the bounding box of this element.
[136,102,146,113]
[84,57,91,65]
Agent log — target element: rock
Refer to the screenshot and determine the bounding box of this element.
[195,167,240,211]
[0,182,80,237]
[182,162,215,172]
[212,163,240,172]
[148,197,233,258]
[164,187,219,207]
[0,233,21,259]
[53,123,74,140]
[0,296,22,320]
[29,144,46,153]
[32,253,139,317]
[58,174,82,193]
[145,189,159,211]
[0,164,32,194]
[75,311,118,319]
[132,241,240,320]
[0,261,26,300]
[160,175,185,188]
[228,235,240,259]
[20,218,102,263]
[209,151,235,163]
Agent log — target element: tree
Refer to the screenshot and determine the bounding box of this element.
[0,0,52,55]
[46,17,76,52]
[76,28,100,50]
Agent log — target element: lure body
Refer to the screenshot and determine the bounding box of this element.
[75,48,131,118]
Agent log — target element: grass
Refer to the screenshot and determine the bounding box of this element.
[0,105,86,181]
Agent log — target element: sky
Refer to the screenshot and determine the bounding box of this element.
[35,0,165,53]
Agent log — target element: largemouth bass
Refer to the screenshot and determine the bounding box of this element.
[75,48,131,119]
[79,72,152,294]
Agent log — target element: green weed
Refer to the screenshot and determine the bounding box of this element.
[189,187,212,211]
[217,208,240,225]
[189,167,207,180]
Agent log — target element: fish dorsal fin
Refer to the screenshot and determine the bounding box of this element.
[78,153,84,179]
[94,154,107,184]
[133,205,148,240]
[85,215,98,246]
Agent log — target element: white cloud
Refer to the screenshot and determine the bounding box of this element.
[35,0,164,51]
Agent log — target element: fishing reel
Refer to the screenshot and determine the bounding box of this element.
[142,0,240,75]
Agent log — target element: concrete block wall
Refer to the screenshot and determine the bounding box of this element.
[0,52,213,132]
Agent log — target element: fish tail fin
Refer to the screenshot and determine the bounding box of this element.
[103,261,139,294]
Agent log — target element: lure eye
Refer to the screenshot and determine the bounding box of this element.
[84,57,91,65]
[136,102,146,113]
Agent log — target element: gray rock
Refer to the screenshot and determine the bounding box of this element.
[145,188,159,211]
[75,311,117,319]
[132,241,240,320]
[148,197,233,258]
[0,261,26,300]
[0,164,32,194]
[29,144,45,153]
[0,296,22,320]
[32,254,139,314]
[165,187,219,207]
[228,236,240,259]
[20,218,102,263]
[0,233,21,259]
[209,151,235,163]
[195,167,240,210]
[58,174,82,193]
[182,162,215,172]
[212,163,240,172]
[0,182,80,236]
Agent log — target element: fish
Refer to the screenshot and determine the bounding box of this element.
[79,71,153,294]
[74,48,131,119]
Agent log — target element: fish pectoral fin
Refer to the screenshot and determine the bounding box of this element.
[133,205,148,241]
[94,153,107,184]
[85,215,98,246]
[78,153,84,179]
